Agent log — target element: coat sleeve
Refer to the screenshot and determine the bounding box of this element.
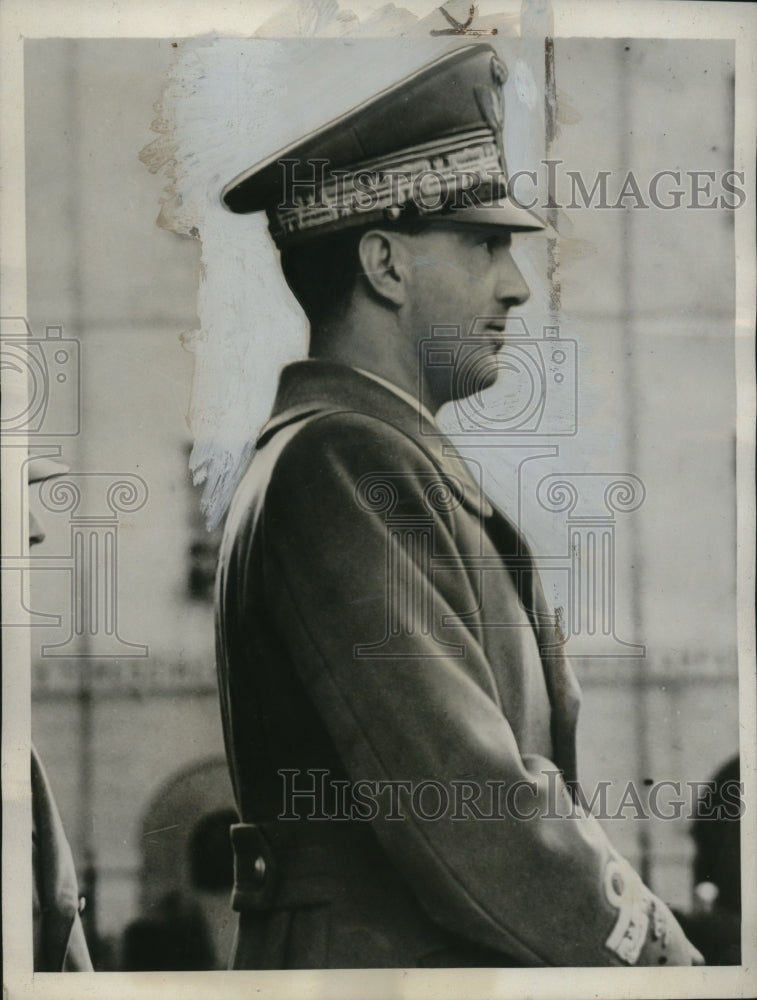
[260,411,698,967]
[31,748,93,972]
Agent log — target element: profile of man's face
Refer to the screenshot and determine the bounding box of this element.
[401,224,531,405]
[29,502,46,547]
[26,459,69,549]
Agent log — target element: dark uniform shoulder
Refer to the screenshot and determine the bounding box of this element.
[270,406,437,481]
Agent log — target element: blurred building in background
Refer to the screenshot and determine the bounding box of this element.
[22,34,739,968]
[25,39,235,969]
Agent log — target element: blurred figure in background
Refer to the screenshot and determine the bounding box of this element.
[675,755,741,965]
[28,456,93,971]
[122,891,213,971]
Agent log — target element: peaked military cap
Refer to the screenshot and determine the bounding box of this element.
[222,44,544,246]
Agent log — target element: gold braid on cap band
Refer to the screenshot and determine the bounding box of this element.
[269,127,505,245]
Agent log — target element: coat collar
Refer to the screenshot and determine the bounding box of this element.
[257,360,493,520]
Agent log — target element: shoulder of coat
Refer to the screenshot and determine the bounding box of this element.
[273,407,438,470]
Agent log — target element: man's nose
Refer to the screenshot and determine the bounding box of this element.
[495,251,530,307]
[29,510,46,546]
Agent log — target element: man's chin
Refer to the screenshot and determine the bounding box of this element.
[478,371,500,395]
[450,368,499,402]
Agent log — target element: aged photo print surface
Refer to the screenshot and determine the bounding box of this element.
[1,2,755,998]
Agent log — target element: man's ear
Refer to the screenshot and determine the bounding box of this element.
[357,229,408,308]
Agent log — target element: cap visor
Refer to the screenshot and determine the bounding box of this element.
[442,195,545,232]
[27,457,70,483]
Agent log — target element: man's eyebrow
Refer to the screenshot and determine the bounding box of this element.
[469,231,513,247]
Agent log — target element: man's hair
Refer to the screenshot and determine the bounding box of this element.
[279,226,367,329]
[279,218,433,329]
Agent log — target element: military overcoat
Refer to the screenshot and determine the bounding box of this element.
[215,360,692,968]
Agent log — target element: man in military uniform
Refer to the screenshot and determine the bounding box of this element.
[215,44,702,968]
